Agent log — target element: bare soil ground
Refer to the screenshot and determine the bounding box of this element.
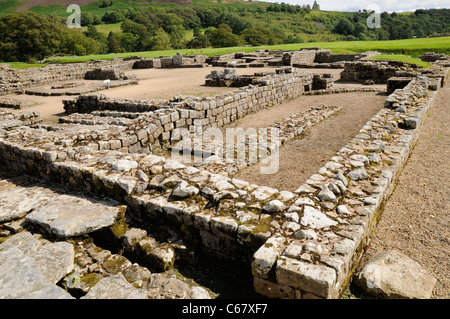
[356,80,450,299]
[0,67,276,123]
[231,91,387,192]
[0,66,372,123]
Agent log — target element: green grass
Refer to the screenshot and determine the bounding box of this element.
[0,62,47,69]
[81,22,123,35]
[367,54,430,68]
[42,36,450,65]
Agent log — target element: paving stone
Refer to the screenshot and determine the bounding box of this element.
[26,195,125,238]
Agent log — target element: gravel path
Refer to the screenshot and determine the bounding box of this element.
[357,80,450,299]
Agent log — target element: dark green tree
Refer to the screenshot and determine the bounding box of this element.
[107,31,121,53]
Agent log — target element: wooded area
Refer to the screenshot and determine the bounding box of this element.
[0,1,449,62]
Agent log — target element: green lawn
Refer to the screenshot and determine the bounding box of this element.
[0,62,47,69]
[81,22,123,35]
[368,54,430,68]
[43,36,450,64]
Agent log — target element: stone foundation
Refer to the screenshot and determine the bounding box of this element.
[0,51,448,299]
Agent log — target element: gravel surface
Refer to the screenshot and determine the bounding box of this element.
[232,91,387,191]
[357,80,450,299]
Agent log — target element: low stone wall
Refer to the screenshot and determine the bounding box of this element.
[340,61,419,84]
[0,59,134,95]
[314,51,368,63]
[63,67,314,148]
[63,95,169,114]
[84,68,132,81]
[0,73,445,299]
[251,76,442,298]
[387,77,414,94]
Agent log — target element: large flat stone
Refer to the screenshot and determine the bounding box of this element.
[0,185,53,223]
[0,245,73,299]
[31,241,75,284]
[25,194,125,238]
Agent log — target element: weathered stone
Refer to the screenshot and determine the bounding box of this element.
[355,250,437,299]
[25,195,124,238]
[294,229,317,240]
[263,200,286,214]
[82,274,147,299]
[336,205,352,215]
[251,236,286,279]
[317,185,337,203]
[348,167,369,181]
[0,186,52,223]
[276,258,336,298]
[111,159,138,172]
[252,186,278,201]
[31,241,75,284]
[0,245,73,299]
[171,181,199,199]
[300,206,337,229]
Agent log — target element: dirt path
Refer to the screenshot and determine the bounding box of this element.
[357,80,450,299]
[232,91,387,192]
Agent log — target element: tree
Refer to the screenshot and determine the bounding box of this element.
[333,18,355,36]
[240,27,277,46]
[186,32,210,49]
[312,1,320,11]
[107,31,121,53]
[0,11,101,62]
[206,24,245,48]
[150,28,172,50]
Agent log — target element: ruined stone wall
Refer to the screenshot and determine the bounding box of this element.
[0,59,134,95]
[282,51,316,65]
[0,56,448,298]
[0,73,446,299]
[314,51,368,63]
[340,61,419,84]
[251,75,443,299]
[64,68,314,148]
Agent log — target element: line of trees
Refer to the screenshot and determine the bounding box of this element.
[0,4,449,62]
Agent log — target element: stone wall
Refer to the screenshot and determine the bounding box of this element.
[63,67,314,149]
[0,51,448,299]
[314,51,369,63]
[0,71,446,299]
[251,75,443,299]
[0,59,134,95]
[340,61,419,84]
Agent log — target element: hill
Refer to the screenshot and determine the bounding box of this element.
[0,1,449,62]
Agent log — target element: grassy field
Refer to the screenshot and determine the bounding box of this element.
[368,54,430,68]
[42,36,450,64]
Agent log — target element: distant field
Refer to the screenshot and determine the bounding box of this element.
[81,23,123,34]
[368,54,430,68]
[42,36,450,64]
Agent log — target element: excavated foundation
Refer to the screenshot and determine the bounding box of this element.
[0,50,449,299]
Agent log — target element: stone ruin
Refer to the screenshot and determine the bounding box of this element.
[130,48,377,70]
[0,50,449,299]
[204,67,333,91]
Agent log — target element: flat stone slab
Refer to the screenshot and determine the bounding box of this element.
[25,194,125,238]
[0,184,53,223]
[0,232,74,299]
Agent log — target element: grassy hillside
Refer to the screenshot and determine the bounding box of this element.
[43,36,450,64]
